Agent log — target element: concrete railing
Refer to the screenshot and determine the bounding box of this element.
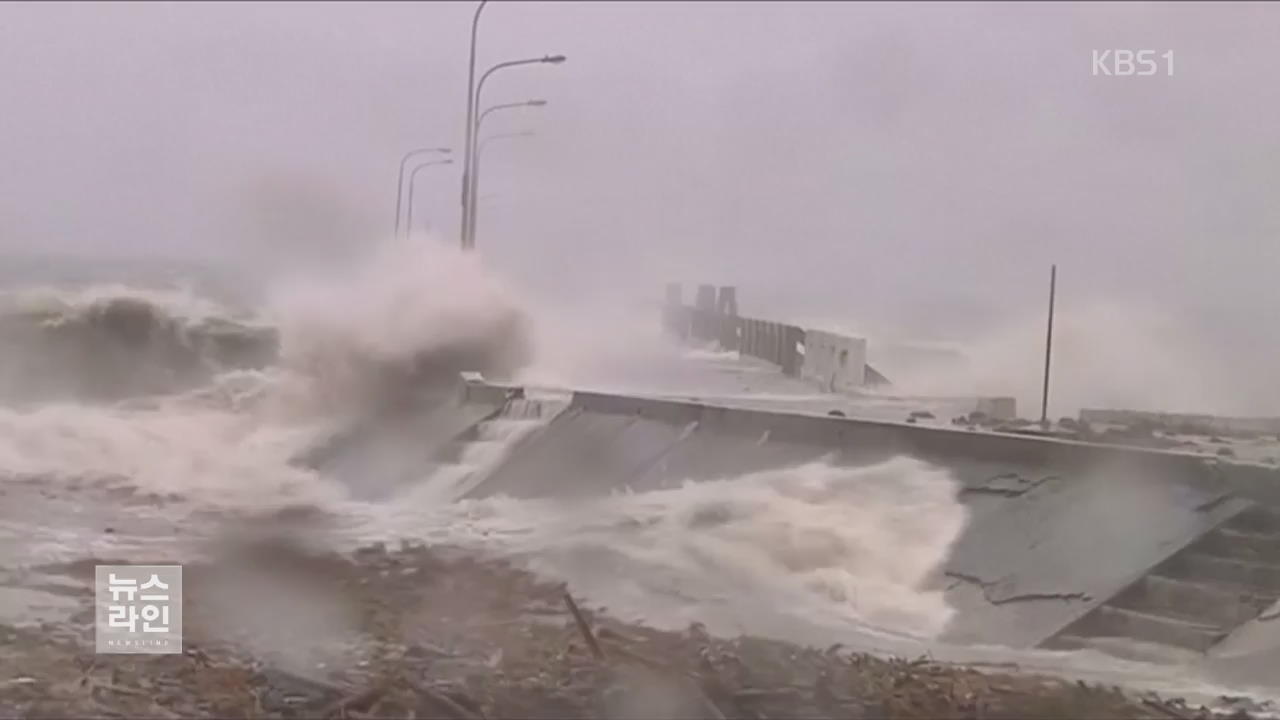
[662,282,882,386]
[664,301,806,378]
[659,284,1027,419]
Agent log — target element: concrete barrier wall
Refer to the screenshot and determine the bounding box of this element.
[673,306,806,377]
[464,383,1280,652]
[562,388,1280,501]
[663,283,881,387]
[800,329,868,392]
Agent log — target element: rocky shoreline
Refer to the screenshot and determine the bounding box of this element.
[0,541,1264,719]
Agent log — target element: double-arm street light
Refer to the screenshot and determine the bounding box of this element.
[478,99,546,130]
[404,158,454,238]
[470,130,535,244]
[462,53,565,250]
[458,0,565,251]
[394,146,450,240]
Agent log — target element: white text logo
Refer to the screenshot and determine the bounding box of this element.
[1092,50,1174,77]
[95,565,183,654]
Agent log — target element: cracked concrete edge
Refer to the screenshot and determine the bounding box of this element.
[944,572,1093,607]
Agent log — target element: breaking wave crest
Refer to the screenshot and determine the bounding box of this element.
[0,237,537,507]
[265,236,532,414]
[359,455,969,643]
[0,285,274,404]
[0,238,533,413]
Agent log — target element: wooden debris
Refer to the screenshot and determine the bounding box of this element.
[562,590,605,661]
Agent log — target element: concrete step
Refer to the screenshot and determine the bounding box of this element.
[1111,574,1275,628]
[1225,506,1280,536]
[1196,528,1280,565]
[1069,606,1227,653]
[1163,553,1280,595]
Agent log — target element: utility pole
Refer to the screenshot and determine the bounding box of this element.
[1041,264,1057,426]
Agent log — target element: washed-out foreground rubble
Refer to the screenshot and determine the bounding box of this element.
[0,540,1265,719]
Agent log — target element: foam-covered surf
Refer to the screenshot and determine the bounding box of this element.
[355,455,968,642]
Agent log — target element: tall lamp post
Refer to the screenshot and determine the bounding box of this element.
[404,158,454,238]
[469,99,546,242]
[464,55,565,250]
[394,146,450,240]
[471,130,535,245]
[460,0,490,252]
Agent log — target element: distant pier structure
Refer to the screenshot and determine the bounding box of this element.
[661,282,881,389]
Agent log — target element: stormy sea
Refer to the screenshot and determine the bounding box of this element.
[0,238,1273,715]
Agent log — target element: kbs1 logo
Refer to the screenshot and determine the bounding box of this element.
[1092,50,1174,77]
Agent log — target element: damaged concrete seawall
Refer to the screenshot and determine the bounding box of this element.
[463,385,1280,659]
[660,287,1014,418]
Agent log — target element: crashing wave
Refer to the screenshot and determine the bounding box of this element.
[0,287,277,404]
[0,240,534,409]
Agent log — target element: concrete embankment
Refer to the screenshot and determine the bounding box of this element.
[438,381,1280,683]
[300,379,1280,686]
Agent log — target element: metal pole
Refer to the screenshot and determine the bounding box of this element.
[394,147,450,240]
[472,131,533,249]
[405,159,453,238]
[461,0,489,251]
[467,55,564,249]
[1041,264,1057,425]
[470,153,483,245]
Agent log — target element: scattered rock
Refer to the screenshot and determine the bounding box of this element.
[0,545,1253,720]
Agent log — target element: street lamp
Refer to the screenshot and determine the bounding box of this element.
[471,131,535,246]
[464,54,565,250]
[477,99,547,131]
[404,158,454,239]
[475,101,547,206]
[461,0,490,252]
[394,147,450,240]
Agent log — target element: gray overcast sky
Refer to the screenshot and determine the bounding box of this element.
[1,1,1278,402]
